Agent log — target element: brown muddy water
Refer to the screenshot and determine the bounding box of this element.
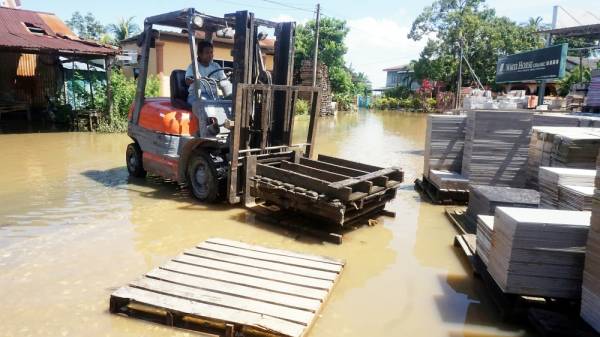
[0,110,532,337]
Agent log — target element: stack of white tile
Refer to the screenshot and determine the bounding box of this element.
[581,156,600,332]
[424,114,466,182]
[527,127,600,189]
[558,185,594,211]
[476,215,494,266]
[462,110,533,187]
[488,207,590,299]
[538,167,595,208]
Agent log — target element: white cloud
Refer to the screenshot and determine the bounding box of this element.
[270,14,309,26]
[344,17,428,88]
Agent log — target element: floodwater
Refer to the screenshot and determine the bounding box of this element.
[0,110,532,337]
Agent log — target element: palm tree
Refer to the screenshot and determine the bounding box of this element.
[107,17,140,43]
[526,16,544,31]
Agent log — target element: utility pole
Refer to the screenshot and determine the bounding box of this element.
[312,3,321,87]
[455,35,463,109]
[538,5,558,107]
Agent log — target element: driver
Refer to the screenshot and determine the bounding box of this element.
[185,41,232,105]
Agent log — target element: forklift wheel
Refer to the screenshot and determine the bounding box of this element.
[126,143,147,178]
[187,152,219,203]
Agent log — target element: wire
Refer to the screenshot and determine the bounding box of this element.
[585,11,600,23]
[558,6,582,26]
[259,0,315,13]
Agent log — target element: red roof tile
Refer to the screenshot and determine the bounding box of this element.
[0,7,117,56]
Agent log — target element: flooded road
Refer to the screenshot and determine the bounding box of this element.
[0,110,531,337]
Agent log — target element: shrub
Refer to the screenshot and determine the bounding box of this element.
[295,99,309,115]
[95,69,160,132]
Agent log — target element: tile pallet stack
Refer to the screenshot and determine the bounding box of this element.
[527,127,600,189]
[581,155,600,333]
[466,185,540,223]
[476,215,494,267]
[423,114,467,189]
[298,60,333,116]
[488,207,590,299]
[538,167,595,209]
[462,110,533,188]
[585,69,600,110]
[557,185,594,211]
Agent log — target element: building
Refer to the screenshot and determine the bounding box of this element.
[120,30,275,96]
[0,7,116,119]
[381,64,420,91]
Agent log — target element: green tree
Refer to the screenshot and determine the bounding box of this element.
[107,17,141,43]
[295,17,369,96]
[66,12,107,40]
[408,0,544,89]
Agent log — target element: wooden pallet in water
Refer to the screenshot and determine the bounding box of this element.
[414,175,469,205]
[110,238,345,337]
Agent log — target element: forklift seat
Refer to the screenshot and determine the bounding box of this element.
[170,69,190,109]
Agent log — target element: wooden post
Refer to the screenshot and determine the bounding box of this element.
[244,155,257,207]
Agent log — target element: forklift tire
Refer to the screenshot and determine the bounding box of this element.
[126,143,147,178]
[187,151,219,203]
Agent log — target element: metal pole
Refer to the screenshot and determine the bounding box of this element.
[538,5,558,107]
[455,39,463,109]
[312,3,321,87]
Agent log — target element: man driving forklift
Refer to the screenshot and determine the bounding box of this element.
[185,40,232,104]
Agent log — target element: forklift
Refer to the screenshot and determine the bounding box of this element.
[126,8,403,229]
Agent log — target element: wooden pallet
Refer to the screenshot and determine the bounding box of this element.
[414,175,469,205]
[445,206,476,234]
[248,203,395,244]
[249,154,402,227]
[110,238,345,337]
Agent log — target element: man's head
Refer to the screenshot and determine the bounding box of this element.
[197,41,214,66]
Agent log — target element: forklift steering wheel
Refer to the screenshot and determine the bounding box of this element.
[207,67,233,81]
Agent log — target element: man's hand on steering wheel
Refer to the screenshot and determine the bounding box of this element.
[207,67,233,81]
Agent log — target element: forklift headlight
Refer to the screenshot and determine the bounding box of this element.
[192,15,204,29]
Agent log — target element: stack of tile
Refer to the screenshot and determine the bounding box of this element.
[428,169,469,190]
[527,127,600,189]
[585,69,600,109]
[423,114,467,182]
[466,185,540,223]
[476,215,494,266]
[462,110,533,187]
[538,167,595,208]
[532,113,590,127]
[557,185,594,211]
[580,154,600,332]
[488,207,590,299]
[298,60,333,115]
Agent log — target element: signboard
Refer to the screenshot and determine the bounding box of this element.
[495,44,568,83]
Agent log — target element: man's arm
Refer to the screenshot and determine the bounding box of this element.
[185,64,194,86]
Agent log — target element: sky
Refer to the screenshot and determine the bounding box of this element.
[23,0,600,87]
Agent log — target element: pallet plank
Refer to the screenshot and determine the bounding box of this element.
[129,278,315,325]
[161,261,328,301]
[298,157,368,177]
[186,248,338,281]
[174,254,334,290]
[111,286,306,337]
[317,154,383,172]
[206,238,344,265]
[198,241,342,273]
[146,268,322,312]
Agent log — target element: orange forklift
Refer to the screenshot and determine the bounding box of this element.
[126,8,403,228]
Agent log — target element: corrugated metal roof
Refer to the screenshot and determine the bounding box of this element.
[0,7,117,56]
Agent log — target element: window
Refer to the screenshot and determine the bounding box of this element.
[24,22,46,36]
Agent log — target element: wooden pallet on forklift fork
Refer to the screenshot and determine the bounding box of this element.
[110,238,345,337]
[248,202,395,244]
[246,154,402,228]
[453,234,591,335]
[414,175,468,205]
